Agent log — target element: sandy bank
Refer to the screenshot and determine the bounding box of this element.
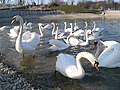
[40,10,120,20]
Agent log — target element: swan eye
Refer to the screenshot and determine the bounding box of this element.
[94,61,99,71]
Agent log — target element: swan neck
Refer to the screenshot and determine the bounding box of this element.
[92,22,96,31]
[76,52,96,69]
[55,26,58,39]
[95,40,105,58]
[39,26,43,37]
[52,23,56,35]
[19,20,24,37]
[75,22,77,27]
[64,22,67,30]
[70,23,73,35]
[84,30,89,43]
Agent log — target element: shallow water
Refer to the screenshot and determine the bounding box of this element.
[0,17,120,90]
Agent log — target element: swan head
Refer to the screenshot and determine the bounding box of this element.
[94,61,99,71]
[11,15,23,25]
[38,23,44,27]
[84,22,88,29]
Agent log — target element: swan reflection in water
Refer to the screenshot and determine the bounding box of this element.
[18,55,40,72]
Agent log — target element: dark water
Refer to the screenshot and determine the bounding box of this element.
[0,17,120,90]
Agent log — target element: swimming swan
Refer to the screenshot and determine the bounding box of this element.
[11,15,40,57]
[95,40,120,68]
[48,39,69,51]
[56,52,99,79]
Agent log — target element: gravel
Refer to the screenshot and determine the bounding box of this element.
[0,53,35,90]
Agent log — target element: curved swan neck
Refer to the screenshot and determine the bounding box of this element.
[76,52,97,69]
[84,22,88,29]
[52,22,56,35]
[39,25,43,37]
[18,18,24,37]
[92,22,96,31]
[55,25,58,39]
[70,23,73,35]
[64,22,67,30]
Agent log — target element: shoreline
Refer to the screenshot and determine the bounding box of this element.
[40,10,120,20]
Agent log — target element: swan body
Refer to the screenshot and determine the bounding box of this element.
[65,30,90,46]
[11,15,40,56]
[7,27,19,38]
[56,52,99,79]
[95,40,120,68]
[48,39,69,51]
[0,26,10,31]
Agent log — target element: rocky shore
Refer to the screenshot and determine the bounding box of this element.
[0,53,34,90]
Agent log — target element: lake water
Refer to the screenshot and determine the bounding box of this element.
[0,17,120,90]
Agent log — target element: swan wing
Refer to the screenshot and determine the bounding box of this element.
[48,39,69,51]
[23,32,40,47]
[73,29,85,36]
[98,42,120,67]
[22,31,31,40]
[56,53,77,77]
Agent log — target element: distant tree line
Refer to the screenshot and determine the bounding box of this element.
[0,0,120,10]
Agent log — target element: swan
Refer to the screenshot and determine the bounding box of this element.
[38,23,44,37]
[72,22,88,37]
[95,40,120,68]
[88,22,103,40]
[56,52,99,79]
[48,39,70,51]
[0,25,10,31]
[51,22,56,36]
[7,26,20,39]
[64,30,90,46]
[43,23,52,29]
[74,20,79,31]
[7,25,27,39]
[11,15,40,57]
[64,23,73,35]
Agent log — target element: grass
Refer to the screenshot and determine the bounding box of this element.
[51,5,101,14]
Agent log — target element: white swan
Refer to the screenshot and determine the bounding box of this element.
[7,26,20,39]
[56,52,99,79]
[74,20,79,31]
[48,39,69,51]
[95,40,120,68]
[64,23,73,35]
[0,25,10,31]
[38,23,44,37]
[51,22,56,36]
[11,15,40,57]
[72,22,88,37]
[64,30,90,46]
[88,22,103,40]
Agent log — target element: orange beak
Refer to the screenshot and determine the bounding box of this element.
[11,17,16,24]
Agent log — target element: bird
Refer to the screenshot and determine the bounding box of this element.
[64,30,91,46]
[94,40,120,68]
[55,52,99,79]
[0,25,10,31]
[7,26,20,39]
[11,15,40,58]
[48,39,70,51]
[88,22,104,40]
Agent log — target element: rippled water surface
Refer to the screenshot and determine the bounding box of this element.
[0,17,120,90]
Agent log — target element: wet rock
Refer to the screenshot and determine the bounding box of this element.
[0,61,34,90]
